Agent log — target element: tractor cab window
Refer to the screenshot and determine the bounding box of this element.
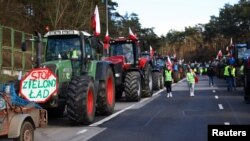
[85,39,96,59]
[46,35,81,61]
[110,42,134,63]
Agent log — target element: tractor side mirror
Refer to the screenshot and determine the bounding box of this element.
[21,42,27,52]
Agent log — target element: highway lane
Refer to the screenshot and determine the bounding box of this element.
[2,75,249,141]
[88,76,249,141]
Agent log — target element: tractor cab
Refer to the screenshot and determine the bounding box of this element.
[108,37,141,67]
[44,30,101,76]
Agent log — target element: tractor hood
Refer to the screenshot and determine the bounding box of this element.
[41,60,72,82]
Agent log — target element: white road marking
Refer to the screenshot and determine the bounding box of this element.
[89,88,165,127]
[153,89,165,97]
[76,129,88,135]
[218,104,224,110]
[213,90,216,93]
[224,122,230,125]
[89,104,135,127]
[215,95,219,99]
[140,97,150,103]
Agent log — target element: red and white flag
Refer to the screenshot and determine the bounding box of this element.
[103,29,110,49]
[128,27,137,40]
[91,5,101,36]
[216,50,223,60]
[166,56,172,69]
[150,46,154,58]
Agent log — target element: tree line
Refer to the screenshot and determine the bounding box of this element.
[0,0,249,62]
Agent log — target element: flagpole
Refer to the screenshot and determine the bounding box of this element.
[105,0,109,55]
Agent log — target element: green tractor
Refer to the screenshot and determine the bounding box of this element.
[22,30,116,125]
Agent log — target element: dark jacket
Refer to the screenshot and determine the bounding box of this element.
[207,67,215,77]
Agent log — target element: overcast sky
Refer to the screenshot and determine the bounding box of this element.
[113,0,240,36]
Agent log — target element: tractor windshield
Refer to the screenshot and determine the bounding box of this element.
[45,35,81,61]
[110,42,134,63]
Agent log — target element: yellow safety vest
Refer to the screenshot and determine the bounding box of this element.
[72,50,78,59]
[187,72,195,83]
[165,70,172,81]
[224,66,229,76]
[232,67,236,77]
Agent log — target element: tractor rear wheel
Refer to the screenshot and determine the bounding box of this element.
[124,71,142,102]
[142,65,153,97]
[96,67,115,115]
[66,76,96,125]
[152,71,161,90]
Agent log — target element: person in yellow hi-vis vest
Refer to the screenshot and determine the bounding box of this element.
[231,65,236,91]
[224,63,233,91]
[163,65,174,98]
[186,68,196,96]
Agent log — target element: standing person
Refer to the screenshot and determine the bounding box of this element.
[207,65,215,87]
[231,64,236,90]
[163,65,173,98]
[186,68,196,96]
[224,63,233,91]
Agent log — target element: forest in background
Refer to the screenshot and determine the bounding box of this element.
[0,0,250,63]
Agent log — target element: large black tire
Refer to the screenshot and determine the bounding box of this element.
[142,65,153,97]
[96,67,115,115]
[14,121,34,141]
[124,71,142,102]
[66,76,96,125]
[152,71,161,90]
[160,73,164,89]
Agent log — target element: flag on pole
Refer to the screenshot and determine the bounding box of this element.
[91,5,101,36]
[216,50,223,60]
[166,56,172,70]
[128,27,137,40]
[103,29,110,49]
[150,46,154,58]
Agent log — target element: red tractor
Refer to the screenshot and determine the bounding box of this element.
[104,36,153,101]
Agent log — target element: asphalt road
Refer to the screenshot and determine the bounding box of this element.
[2,75,249,141]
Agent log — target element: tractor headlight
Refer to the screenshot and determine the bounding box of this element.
[0,96,6,110]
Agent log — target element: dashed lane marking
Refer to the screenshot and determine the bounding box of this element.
[215,95,219,99]
[218,104,224,110]
[224,122,230,125]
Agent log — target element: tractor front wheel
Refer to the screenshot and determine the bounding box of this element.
[66,76,96,125]
[96,67,115,115]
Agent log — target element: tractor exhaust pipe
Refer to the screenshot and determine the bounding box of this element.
[21,31,43,68]
[34,31,42,68]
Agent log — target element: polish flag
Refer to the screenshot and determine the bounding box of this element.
[166,56,172,69]
[150,46,154,58]
[91,5,101,36]
[103,29,110,49]
[129,27,137,40]
[216,50,223,59]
